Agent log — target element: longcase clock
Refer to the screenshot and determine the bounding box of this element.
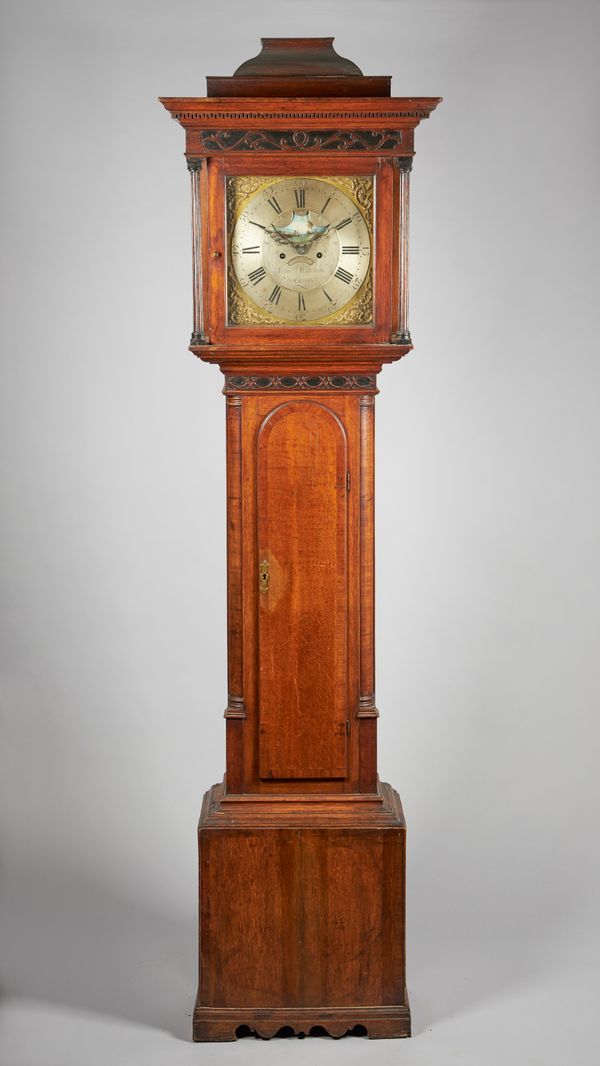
[161,37,440,1042]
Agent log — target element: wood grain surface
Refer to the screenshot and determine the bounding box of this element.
[160,37,441,1042]
[257,401,348,780]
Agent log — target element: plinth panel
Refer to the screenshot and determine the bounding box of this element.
[194,781,410,1040]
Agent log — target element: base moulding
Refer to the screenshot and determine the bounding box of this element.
[193,1003,411,1041]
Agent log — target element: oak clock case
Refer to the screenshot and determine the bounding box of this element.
[160,36,440,1043]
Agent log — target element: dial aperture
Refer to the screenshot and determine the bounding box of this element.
[229,177,371,324]
[270,210,330,254]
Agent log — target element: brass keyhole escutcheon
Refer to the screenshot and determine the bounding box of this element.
[259,559,269,594]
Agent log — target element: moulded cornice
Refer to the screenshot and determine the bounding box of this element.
[159,96,442,130]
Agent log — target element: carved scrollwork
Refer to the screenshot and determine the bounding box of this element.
[198,129,403,152]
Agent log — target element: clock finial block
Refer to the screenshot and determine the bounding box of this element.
[233,37,364,77]
[207,35,391,97]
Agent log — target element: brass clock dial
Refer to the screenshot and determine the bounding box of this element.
[228,176,372,325]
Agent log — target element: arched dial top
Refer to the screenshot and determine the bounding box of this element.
[229,177,372,324]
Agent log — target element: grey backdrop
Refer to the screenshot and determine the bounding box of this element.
[1,1,599,1063]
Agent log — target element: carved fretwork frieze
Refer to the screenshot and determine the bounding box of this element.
[196,129,404,152]
[224,373,378,393]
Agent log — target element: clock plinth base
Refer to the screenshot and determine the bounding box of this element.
[193,1003,411,1041]
[194,779,410,1042]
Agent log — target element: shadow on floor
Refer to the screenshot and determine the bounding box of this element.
[1,857,194,1040]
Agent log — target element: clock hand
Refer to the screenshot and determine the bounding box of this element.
[269,211,330,255]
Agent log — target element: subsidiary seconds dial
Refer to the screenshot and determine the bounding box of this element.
[229,177,371,324]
